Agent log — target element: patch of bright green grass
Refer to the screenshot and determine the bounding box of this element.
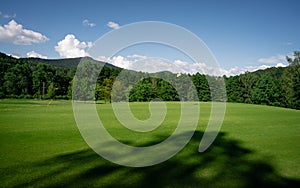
[0,100,299,187]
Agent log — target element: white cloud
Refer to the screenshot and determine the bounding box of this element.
[109,56,133,69]
[26,51,47,59]
[275,63,287,67]
[131,58,177,73]
[107,21,120,29]
[243,65,270,72]
[127,54,147,59]
[7,53,21,59]
[96,55,108,62]
[82,19,96,27]
[0,11,16,19]
[253,53,292,73]
[0,20,49,45]
[55,34,92,58]
[257,54,288,65]
[3,13,16,19]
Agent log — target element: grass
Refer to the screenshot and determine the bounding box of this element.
[0,99,300,187]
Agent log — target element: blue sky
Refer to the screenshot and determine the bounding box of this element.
[0,0,299,75]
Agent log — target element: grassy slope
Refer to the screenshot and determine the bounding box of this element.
[0,100,299,187]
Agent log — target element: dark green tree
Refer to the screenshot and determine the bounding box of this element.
[226,76,244,103]
[96,77,115,103]
[47,82,56,99]
[239,72,257,103]
[4,63,33,97]
[282,51,300,109]
[158,80,180,101]
[129,78,157,102]
[251,76,281,106]
[111,79,127,102]
[192,73,211,101]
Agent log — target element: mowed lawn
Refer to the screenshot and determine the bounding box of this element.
[0,99,300,187]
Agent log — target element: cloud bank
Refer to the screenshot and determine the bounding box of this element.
[0,20,49,45]
[257,54,288,67]
[96,53,290,76]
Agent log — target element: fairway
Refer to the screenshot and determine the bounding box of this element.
[1,100,300,187]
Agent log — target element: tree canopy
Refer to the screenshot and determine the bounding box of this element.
[0,51,299,109]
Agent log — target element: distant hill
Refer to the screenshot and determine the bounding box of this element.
[22,56,119,69]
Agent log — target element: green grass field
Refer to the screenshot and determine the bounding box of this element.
[1,99,300,187]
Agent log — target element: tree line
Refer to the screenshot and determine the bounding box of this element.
[0,51,299,109]
[225,51,299,109]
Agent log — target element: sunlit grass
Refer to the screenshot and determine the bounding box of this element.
[0,99,299,187]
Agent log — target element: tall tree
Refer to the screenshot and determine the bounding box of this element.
[111,79,127,102]
[239,72,257,103]
[158,80,180,101]
[282,51,300,109]
[192,73,211,101]
[251,76,281,106]
[226,76,244,103]
[129,78,157,102]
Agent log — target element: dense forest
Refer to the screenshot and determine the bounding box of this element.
[0,51,299,109]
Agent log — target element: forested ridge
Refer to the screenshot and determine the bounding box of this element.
[1,51,299,109]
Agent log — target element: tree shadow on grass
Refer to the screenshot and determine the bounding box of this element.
[10,131,300,188]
